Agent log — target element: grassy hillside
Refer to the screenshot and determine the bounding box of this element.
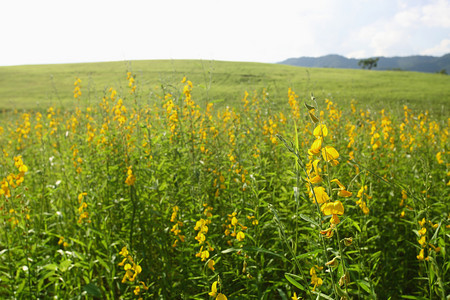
[279,53,450,73]
[0,59,449,115]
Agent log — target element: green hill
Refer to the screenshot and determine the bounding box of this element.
[279,53,450,73]
[0,60,449,115]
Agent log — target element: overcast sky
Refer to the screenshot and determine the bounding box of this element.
[1,0,449,66]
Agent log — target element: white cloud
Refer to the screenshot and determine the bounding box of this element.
[394,7,421,27]
[344,0,450,58]
[421,38,450,55]
[421,0,450,28]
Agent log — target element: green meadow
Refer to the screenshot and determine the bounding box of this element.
[0,60,448,299]
[1,60,449,114]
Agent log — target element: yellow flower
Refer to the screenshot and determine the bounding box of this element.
[236,231,245,242]
[208,259,215,271]
[417,248,428,261]
[195,232,206,244]
[209,281,218,297]
[216,293,228,300]
[320,228,334,238]
[200,250,210,261]
[436,151,443,164]
[134,286,141,295]
[418,218,426,227]
[325,256,339,267]
[291,292,298,300]
[418,227,426,236]
[310,266,323,291]
[331,179,352,197]
[78,192,87,203]
[418,235,426,247]
[309,138,323,155]
[313,124,328,137]
[429,243,441,253]
[322,146,339,162]
[125,166,136,186]
[311,186,330,204]
[119,246,129,257]
[356,199,370,215]
[309,175,322,184]
[321,201,345,216]
[330,214,341,225]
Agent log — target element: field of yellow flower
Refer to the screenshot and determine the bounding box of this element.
[0,69,448,299]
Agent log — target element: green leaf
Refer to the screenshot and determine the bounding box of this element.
[222,246,287,261]
[430,221,442,242]
[299,214,320,227]
[277,288,288,300]
[96,256,111,273]
[294,249,322,260]
[311,291,334,299]
[43,264,58,272]
[69,238,87,248]
[309,111,319,123]
[59,259,72,273]
[304,103,315,110]
[429,261,435,284]
[284,273,305,291]
[350,218,361,232]
[83,283,102,298]
[356,279,371,294]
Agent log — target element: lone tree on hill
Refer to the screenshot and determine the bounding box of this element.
[358,57,380,70]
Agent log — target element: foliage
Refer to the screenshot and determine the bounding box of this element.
[0,70,448,299]
[358,58,380,70]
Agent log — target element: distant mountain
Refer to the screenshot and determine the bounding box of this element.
[278,53,450,73]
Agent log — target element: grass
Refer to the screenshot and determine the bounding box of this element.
[0,59,449,115]
[0,61,448,299]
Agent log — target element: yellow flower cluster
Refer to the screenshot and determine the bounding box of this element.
[288,88,300,120]
[181,77,200,118]
[77,192,90,224]
[305,113,351,239]
[71,144,83,174]
[162,93,179,137]
[169,206,185,247]
[112,98,127,127]
[309,265,323,291]
[416,218,441,261]
[73,78,81,99]
[324,99,341,122]
[127,72,136,94]
[262,117,279,144]
[224,212,247,244]
[118,246,147,298]
[58,236,69,247]
[1,156,28,199]
[194,205,214,262]
[125,166,136,186]
[356,185,371,215]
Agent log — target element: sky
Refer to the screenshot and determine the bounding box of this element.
[1,0,449,66]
